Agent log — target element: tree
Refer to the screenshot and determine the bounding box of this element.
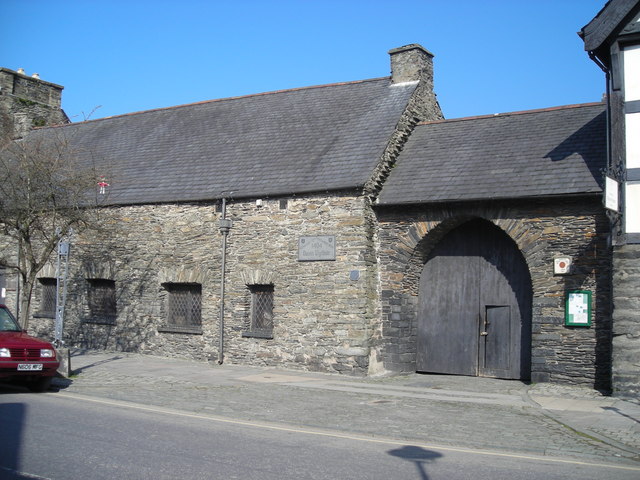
[0,120,108,329]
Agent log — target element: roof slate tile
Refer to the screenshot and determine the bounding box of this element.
[377,103,607,205]
[35,78,416,205]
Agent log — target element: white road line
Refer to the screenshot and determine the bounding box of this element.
[0,465,52,480]
[52,391,640,473]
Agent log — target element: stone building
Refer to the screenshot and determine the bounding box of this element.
[371,103,611,390]
[24,45,443,376]
[0,39,624,392]
[581,0,640,398]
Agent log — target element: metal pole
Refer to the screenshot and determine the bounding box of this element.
[54,240,70,346]
[16,242,21,324]
[218,198,232,365]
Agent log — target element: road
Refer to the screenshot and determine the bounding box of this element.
[1,389,639,480]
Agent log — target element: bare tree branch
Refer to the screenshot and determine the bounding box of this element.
[0,124,110,329]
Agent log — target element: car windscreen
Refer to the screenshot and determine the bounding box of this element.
[0,307,22,332]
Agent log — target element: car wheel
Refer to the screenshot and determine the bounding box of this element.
[27,377,52,393]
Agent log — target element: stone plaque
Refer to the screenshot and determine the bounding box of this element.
[298,236,336,261]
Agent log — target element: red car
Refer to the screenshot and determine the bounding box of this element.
[0,304,60,392]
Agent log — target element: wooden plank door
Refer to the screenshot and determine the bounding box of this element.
[417,219,531,380]
[477,223,531,379]
[417,222,480,375]
[479,305,512,377]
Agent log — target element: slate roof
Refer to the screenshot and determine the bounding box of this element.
[35,77,418,205]
[580,0,640,56]
[376,103,606,206]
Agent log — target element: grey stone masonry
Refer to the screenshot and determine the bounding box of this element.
[372,197,612,390]
[389,44,435,84]
[365,46,443,202]
[0,67,68,139]
[25,191,380,375]
[611,244,640,398]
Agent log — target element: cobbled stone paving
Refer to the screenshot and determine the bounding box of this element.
[53,353,640,466]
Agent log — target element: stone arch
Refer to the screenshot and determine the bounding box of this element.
[415,218,533,379]
[399,212,546,296]
[82,259,117,280]
[240,269,275,286]
[37,263,57,279]
[401,216,476,296]
[376,207,543,375]
[158,265,209,285]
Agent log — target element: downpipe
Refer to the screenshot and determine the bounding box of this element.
[218,197,233,365]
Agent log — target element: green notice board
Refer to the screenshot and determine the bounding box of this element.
[565,290,592,327]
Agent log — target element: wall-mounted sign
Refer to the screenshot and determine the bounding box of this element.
[554,257,572,275]
[565,290,592,327]
[605,176,619,212]
[298,236,336,261]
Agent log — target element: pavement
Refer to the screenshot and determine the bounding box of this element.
[48,350,640,468]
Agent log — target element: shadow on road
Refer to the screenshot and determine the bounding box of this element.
[0,401,34,479]
[388,445,443,480]
[602,406,640,424]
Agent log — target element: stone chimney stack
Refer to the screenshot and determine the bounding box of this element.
[0,67,68,139]
[388,44,434,84]
[0,68,64,108]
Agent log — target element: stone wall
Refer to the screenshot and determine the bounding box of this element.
[611,244,640,398]
[26,191,378,375]
[372,198,612,390]
[5,193,616,387]
[365,48,443,201]
[221,194,377,373]
[0,68,68,139]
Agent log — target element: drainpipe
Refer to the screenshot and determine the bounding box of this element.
[588,52,611,175]
[588,51,619,245]
[218,198,233,365]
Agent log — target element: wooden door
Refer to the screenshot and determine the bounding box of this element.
[416,220,531,380]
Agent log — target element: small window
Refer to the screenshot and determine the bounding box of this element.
[243,284,274,339]
[165,283,202,330]
[87,279,116,324]
[36,278,57,318]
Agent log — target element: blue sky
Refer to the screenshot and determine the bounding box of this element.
[1,1,606,122]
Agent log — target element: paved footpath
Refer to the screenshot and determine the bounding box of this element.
[51,351,640,468]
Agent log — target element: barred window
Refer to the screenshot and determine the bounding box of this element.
[243,284,274,339]
[166,283,202,329]
[37,278,57,318]
[87,279,116,324]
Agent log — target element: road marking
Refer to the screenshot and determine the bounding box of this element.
[0,465,51,479]
[53,392,640,472]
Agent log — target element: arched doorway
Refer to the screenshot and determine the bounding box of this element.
[416,219,532,380]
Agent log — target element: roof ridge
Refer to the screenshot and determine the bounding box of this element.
[40,76,391,129]
[418,102,605,126]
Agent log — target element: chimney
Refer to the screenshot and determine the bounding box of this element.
[388,44,434,84]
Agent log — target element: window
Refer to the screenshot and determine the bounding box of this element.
[243,284,274,338]
[86,279,116,324]
[161,283,202,333]
[36,278,57,318]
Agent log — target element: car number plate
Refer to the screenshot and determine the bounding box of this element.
[17,364,43,371]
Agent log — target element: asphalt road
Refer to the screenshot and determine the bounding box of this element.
[1,389,639,480]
